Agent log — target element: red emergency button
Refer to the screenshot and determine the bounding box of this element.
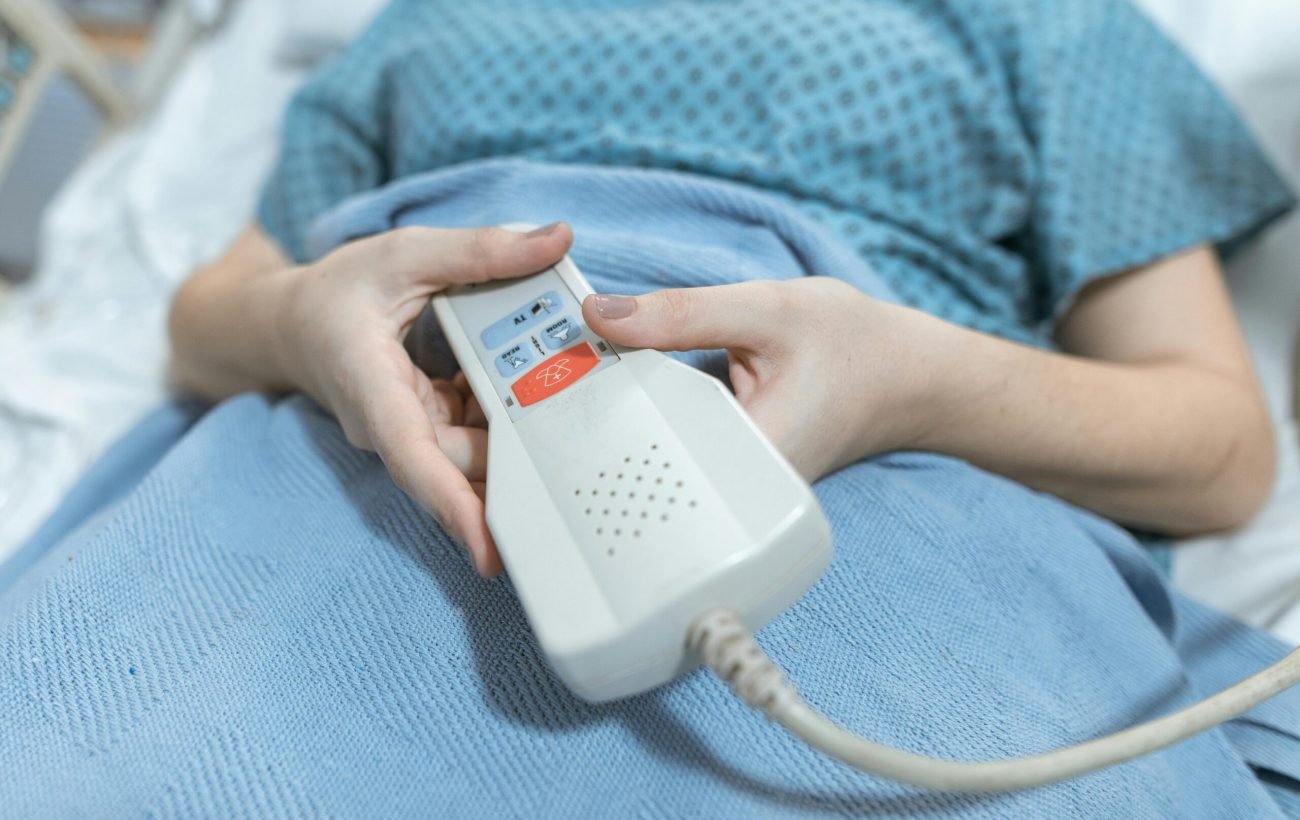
[511,342,602,407]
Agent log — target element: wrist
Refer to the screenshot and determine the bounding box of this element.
[255,265,314,397]
[893,311,1002,456]
[848,299,958,457]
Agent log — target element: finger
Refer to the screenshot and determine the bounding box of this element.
[359,223,574,302]
[740,390,790,454]
[360,367,499,576]
[582,282,786,353]
[737,388,815,479]
[468,481,503,577]
[434,424,488,483]
[463,392,487,429]
[452,371,472,396]
[427,379,464,427]
[450,372,488,428]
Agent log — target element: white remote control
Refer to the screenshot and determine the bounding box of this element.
[431,226,832,702]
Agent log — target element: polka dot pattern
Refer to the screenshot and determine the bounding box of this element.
[259,0,1293,346]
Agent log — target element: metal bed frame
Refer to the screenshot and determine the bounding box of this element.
[0,0,214,179]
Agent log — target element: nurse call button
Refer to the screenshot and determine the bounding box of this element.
[511,342,601,407]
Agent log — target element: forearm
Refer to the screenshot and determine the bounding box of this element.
[893,312,1274,535]
[167,227,298,400]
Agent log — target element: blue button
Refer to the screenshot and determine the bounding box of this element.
[481,290,564,349]
[540,315,581,349]
[495,342,534,376]
[0,82,12,112]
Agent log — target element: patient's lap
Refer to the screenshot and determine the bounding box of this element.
[0,394,1283,817]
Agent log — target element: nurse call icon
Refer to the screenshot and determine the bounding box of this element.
[537,359,572,387]
[510,342,602,407]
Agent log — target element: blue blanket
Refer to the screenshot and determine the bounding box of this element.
[3,163,1298,818]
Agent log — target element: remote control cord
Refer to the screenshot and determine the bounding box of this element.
[688,608,1300,792]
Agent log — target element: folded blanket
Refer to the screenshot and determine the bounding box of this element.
[2,162,1297,818]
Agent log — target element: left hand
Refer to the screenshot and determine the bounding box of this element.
[268,225,572,577]
[582,278,938,482]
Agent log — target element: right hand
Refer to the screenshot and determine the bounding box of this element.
[272,224,574,576]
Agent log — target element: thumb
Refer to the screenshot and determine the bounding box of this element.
[582,282,783,353]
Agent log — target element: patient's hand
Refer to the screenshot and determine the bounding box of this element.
[582,278,930,482]
[171,223,574,577]
[583,247,1275,537]
[282,225,574,576]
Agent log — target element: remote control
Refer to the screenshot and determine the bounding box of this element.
[431,225,832,702]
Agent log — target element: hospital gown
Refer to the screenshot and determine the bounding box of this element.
[261,0,1292,346]
[2,0,1298,817]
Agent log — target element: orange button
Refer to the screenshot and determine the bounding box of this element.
[511,342,602,407]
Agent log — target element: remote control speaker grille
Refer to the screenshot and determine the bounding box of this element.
[570,442,700,557]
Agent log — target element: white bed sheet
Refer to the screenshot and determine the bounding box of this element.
[1,0,1297,643]
[0,0,304,559]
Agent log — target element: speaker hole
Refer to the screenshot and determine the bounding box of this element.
[663,462,671,469]
[621,510,628,517]
[573,489,580,496]
[614,528,622,536]
[660,513,669,522]
[640,511,648,519]
[633,530,641,538]
[650,444,659,450]
[689,500,697,508]
[596,528,604,535]
[668,497,676,505]
[617,473,624,480]
[655,477,663,485]
[675,480,684,488]
[585,508,592,515]
[607,548,615,556]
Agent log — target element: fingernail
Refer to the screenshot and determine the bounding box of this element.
[526,222,561,238]
[592,294,636,319]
